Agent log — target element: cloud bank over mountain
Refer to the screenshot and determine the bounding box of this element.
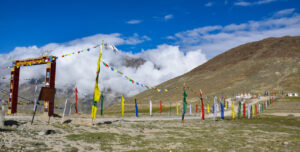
[0,33,207,97]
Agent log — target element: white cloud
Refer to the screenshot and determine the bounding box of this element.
[274,8,295,17]
[126,20,142,24]
[205,2,213,7]
[234,0,276,6]
[164,14,174,20]
[169,12,300,58]
[234,1,251,6]
[0,33,206,98]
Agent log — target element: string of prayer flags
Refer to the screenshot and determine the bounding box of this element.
[135,98,138,117]
[121,96,125,117]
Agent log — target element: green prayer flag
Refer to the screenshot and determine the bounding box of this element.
[100,94,104,116]
[182,89,188,121]
[238,101,241,119]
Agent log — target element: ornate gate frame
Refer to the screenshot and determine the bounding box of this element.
[8,56,56,116]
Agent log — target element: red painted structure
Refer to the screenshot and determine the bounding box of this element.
[8,56,57,116]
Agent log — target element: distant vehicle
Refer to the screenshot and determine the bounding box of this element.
[287,93,299,97]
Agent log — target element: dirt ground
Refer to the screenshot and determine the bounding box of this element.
[1,97,300,152]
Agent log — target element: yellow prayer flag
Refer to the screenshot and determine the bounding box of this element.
[207,104,210,113]
[176,103,179,116]
[121,96,125,117]
[165,89,168,92]
[252,104,255,116]
[91,43,103,119]
[232,102,235,119]
[91,106,97,119]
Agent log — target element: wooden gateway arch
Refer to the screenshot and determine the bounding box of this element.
[8,56,57,116]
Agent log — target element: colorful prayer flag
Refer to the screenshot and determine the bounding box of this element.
[135,98,138,117]
[232,102,235,119]
[121,96,125,117]
[182,89,188,122]
[91,43,103,120]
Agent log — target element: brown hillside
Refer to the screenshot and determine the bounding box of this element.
[191,36,300,73]
[106,36,300,114]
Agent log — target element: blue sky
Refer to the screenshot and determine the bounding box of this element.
[1,0,300,96]
[1,0,299,57]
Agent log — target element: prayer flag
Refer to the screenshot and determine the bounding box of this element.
[189,104,192,115]
[160,100,162,114]
[255,104,257,115]
[213,96,217,120]
[207,104,210,113]
[176,103,179,116]
[200,90,205,120]
[149,100,152,116]
[91,43,103,120]
[75,87,78,114]
[135,98,138,117]
[182,89,188,122]
[238,101,241,119]
[121,96,124,117]
[100,94,104,116]
[232,102,235,119]
[252,104,255,116]
[243,103,246,118]
[248,104,251,119]
[220,102,224,119]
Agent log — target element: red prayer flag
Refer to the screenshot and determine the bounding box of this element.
[75,87,78,114]
[160,100,162,113]
[243,103,246,118]
[200,90,205,120]
[255,104,257,115]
